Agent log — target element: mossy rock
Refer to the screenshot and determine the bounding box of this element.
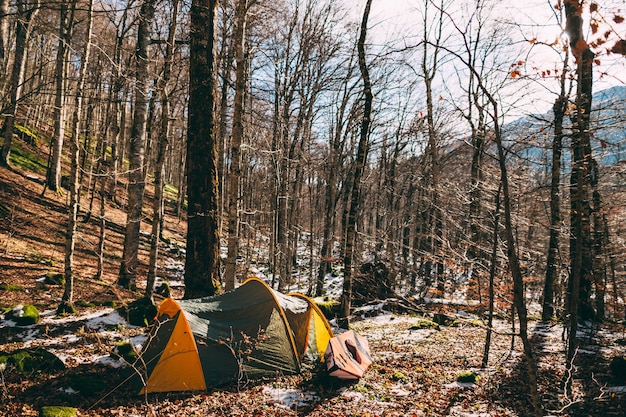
[0,282,24,291]
[433,313,458,327]
[456,370,480,383]
[409,319,440,330]
[7,348,65,375]
[40,406,77,417]
[155,282,171,298]
[75,300,96,308]
[119,298,157,327]
[111,341,138,364]
[7,304,40,325]
[313,296,339,319]
[44,273,66,286]
[610,356,626,382]
[102,300,117,308]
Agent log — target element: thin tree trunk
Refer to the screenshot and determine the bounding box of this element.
[146,0,180,300]
[482,183,500,368]
[47,3,74,192]
[58,0,93,314]
[340,0,373,320]
[224,0,249,291]
[0,0,39,167]
[543,52,569,321]
[118,0,157,290]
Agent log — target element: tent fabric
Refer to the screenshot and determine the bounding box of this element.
[137,278,334,393]
[325,330,372,379]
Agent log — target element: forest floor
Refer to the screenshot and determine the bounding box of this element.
[1,161,626,416]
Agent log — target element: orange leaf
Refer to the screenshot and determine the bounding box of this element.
[590,22,598,34]
[590,2,598,13]
[614,15,624,24]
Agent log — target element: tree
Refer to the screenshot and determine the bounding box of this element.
[58,0,93,314]
[146,0,181,300]
[118,0,158,290]
[185,0,221,298]
[340,0,373,320]
[224,0,249,291]
[0,0,40,167]
[47,1,75,193]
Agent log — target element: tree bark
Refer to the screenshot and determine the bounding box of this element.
[118,0,157,290]
[0,0,39,167]
[340,0,373,319]
[543,51,569,321]
[59,0,93,314]
[185,0,221,298]
[224,0,249,291]
[47,2,74,192]
[146,0,180,300]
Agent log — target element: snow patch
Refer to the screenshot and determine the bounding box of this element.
[263,385,320,409]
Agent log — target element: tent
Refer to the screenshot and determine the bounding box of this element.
[136,278,334,393]
[325,330,372,379]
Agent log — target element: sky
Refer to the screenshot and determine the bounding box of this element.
[348,0,626,116]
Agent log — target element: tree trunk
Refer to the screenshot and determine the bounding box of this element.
[47,3,74,192]
[340,0,373,320]
[185,0,221,298]
[482,183,501,368]
[58,0,93,314]
[146,0,180,300]
[0,0,39,167]
[543,54,569,321]
[118,0,157,290]
[224,0,249,291]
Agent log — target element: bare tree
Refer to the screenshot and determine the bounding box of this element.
[0,0,40,167]
[58,0,93,314]
[340,0,373,320]
[118,0,158,290]
[224,0,250,291]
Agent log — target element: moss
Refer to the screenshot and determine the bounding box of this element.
[456,371,480,383]
[8,304,40,326]
[40,406,77,417]
[112,342,138,364]
[44,273,65,286]
[102,300,117,308]
[409,319,440,330]
[8,348,65,375]
[75,300,95,308]
[7,143,48,175]
[155,282,171,298]
[313,297,339,319]
[119,298,157,327]
[0,282,24,291]
[390,370,408,382]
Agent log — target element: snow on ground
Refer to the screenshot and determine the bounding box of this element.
[262,386,321,410]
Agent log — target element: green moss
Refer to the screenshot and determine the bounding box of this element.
[8,142,48,175]
[313,297,339,319]
[40,406,77,417]
[119,298,157,327]
[112,342,138,363]
[102,300,117,308]
[456,371,480,383]
[8,304,40,326]
[44,273,65,286]
[75,300,95,308]
[409,319,440,330]
[390,370,408,382]
[0,282,24,291]
[155,282,171,298]
[8,348,65,375]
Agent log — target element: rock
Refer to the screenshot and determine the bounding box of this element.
[7,304,40,326]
